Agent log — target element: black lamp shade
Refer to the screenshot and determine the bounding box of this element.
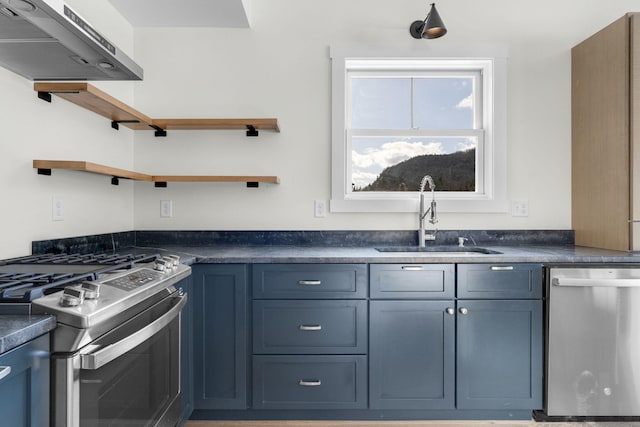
[410,3,447,39]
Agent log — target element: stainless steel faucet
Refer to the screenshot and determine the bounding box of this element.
[419,175,438,247]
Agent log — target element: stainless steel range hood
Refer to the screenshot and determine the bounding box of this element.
[0,0,142,80]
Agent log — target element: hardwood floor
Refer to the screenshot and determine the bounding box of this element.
[185,421,640,427]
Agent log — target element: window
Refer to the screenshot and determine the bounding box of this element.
[330,47,508,213]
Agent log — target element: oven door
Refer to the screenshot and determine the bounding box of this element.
[52,292,187,427]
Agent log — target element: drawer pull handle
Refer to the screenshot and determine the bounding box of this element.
[298,379,322,387]
[490,266,514,271]
[298,280,322,286]
[401,266,424,271]
[299,325,322,331]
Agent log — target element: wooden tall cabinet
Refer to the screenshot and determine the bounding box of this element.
[572,13,640,250]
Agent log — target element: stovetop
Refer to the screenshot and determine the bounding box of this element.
[0,253,161,302]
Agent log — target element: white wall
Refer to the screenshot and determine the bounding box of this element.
[133,0,634,232]
[0,0,636,258]
[0,0,136,258]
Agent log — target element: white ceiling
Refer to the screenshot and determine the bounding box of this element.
[107,0,249,28]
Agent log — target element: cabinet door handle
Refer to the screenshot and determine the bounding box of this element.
[446,308,455,315]
[459,307,469,315]
[298,379,322,387]
[299,325,322,331]
[490,266,514,271]
[298,280,321,286]
[401,266,424,271]
[0,366,11,381]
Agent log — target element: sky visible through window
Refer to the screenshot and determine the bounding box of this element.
[350,76,476,191]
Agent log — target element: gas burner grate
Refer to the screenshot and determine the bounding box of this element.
[0,252,162,302]
[3,253,160,266]
[0,271,96,301]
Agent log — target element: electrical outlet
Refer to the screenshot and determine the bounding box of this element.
[52,196,64,221]
[160,200,173,218]
[314,200,327,218]
[511,199,529,217]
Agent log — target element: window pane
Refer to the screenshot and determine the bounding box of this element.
[351,136,477,192]
[413,78,475,129]
[350,78,411,129]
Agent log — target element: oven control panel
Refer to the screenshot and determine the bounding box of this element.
[104,268,165,292]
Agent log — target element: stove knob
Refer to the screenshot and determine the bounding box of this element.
[59,287,85,307]
[81,281,101,300]
[166,254,180,266]
[162,256,178,271]
[154,259,167,272]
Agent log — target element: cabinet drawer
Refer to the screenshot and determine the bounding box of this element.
[457,263,543,299]
[252,355,367,409]
[253,300,367,354]
[252,264,367,299]
[370,264,454,299]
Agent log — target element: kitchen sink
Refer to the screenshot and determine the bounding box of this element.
[375,246,502,255]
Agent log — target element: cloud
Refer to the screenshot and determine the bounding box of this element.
[456,94,473,109]
[352,140,444,170]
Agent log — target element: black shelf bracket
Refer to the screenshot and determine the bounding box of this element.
[154,182,168,188]
[37,91,52,103]
[111,120,140,131]
[37,168,52,176]
[246,125,259,137]
[111,176,120,186]
[246,182,259,188]
[150,125,167,137]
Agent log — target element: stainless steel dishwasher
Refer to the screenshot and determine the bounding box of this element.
[545,265,640,419]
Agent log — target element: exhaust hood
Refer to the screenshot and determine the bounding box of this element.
[0,0,142,80]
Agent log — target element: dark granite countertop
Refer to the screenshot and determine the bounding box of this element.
[0,315,56,355]
[141,244,640,265]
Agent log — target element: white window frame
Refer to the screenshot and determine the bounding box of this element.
[330,46,508,213]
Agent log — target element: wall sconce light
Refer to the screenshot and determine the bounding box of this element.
[410,3,447,39]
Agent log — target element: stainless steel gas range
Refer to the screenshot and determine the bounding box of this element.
[0,252,191,427]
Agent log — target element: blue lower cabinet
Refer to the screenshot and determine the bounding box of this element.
[369,300,455,410]
[252,355,367,409]
[0,334,50,427]
[456,299,543,410]
[178,276,194,422]
[193,264,248,410]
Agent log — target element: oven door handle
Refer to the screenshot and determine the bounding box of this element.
[79,294,187,370]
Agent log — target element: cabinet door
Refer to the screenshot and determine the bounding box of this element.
[369,300,455,409]
[456,299,543,410]
[0,334,49,427]
[193,264,248,410]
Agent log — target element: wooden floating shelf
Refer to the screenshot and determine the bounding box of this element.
[34,83,154,131]
[33,160,280,187]
[153,118,280,133]
[152,175,280,184]
[34,82,280,136]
